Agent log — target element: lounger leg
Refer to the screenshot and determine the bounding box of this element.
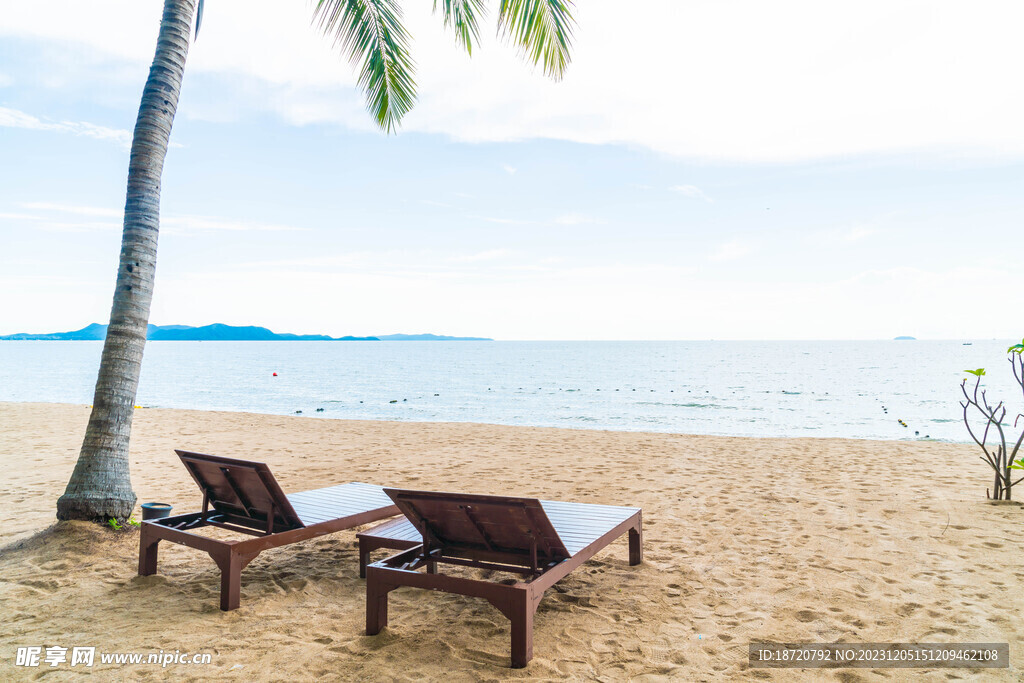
[629,524,643,565]
[209,549,261,611]
[359,539,370,579]
[138,526,160,576]
[210,549,244,611]
[366,571,392,635]
[509,589,536,668]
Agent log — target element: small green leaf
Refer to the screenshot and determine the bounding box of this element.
[964,368,986,376]
[128,518,141,527]
[107,518,122,530]
[1008,343,1024,354]
[1010,459,1024,470]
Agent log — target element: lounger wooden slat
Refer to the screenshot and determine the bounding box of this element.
[289,486,390,504]
[288,495,390,514]
[288,497,392,520]
[287,483,394,522]
[138,450,399,610]
[363,489,642,667]
[289,485,389,505]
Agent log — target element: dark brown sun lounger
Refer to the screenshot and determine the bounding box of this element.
[138,450,399,611]
[364,489,642,667]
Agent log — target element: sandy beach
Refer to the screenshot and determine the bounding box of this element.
[0,401,1021,681]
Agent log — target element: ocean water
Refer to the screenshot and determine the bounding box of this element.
[0,339,1019,442]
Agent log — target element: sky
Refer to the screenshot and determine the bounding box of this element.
[1,0,1022,340]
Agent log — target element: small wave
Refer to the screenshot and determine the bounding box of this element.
[636,401,743,410]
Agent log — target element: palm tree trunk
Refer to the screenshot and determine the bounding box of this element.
[57,0,196,522]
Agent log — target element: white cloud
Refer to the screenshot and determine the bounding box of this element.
[501,164,517,175]
[160,215,305,234]
[470,214,532,225]
[21,202,120,217]
[468,213,599,226]
[552,213,600,226]
[0,73,12,87]
[0,212,40,220]
[0,106,131,146]
[35,221,120,233]
[708,239,753,262]
[14,203,303,234]
[671,185,714,203]
[14,203,122,232]
[232,248,515,273]
[448,249,512,263]
[842,227,877,242]
[5,1,1024,161]
[814,224,881,245]
[231,252,395,270]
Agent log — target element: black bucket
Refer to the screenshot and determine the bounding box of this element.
[141,502,173,521]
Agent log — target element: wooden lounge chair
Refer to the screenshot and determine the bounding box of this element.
[364,489,642,667]
[138,450,399,611]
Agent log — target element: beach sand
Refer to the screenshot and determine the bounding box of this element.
[0,401,1021,681]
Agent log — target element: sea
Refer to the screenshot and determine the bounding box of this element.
[0,339,1019,442]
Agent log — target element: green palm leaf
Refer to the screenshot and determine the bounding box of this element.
[497,0,576,80]
[195,0,205,39]
[312,0,417,133]
[434,0,486,55]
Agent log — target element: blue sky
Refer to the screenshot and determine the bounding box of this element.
[1,1,1022,340]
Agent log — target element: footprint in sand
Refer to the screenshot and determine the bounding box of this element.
[896,602,922,617]
[924,627,958,637]
[18,578,62,593]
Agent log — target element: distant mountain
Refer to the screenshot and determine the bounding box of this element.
[0,324,491,341]
[375,333,492,341]
[0,322,112,340]
[894,336,917,340]
[146,324,367,341]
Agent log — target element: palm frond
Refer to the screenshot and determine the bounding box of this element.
[497,0,575,80]
[195,0,205,40]
[312,0,416,133]
[433,0,487,55]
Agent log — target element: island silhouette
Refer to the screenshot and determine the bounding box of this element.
[0,323,491,342]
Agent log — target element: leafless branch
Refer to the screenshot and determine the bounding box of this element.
[959,355,1023,500]
[1010,424,1024,461]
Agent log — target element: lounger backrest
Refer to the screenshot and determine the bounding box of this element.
[175,450,304,532]
[384,489,571,566]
